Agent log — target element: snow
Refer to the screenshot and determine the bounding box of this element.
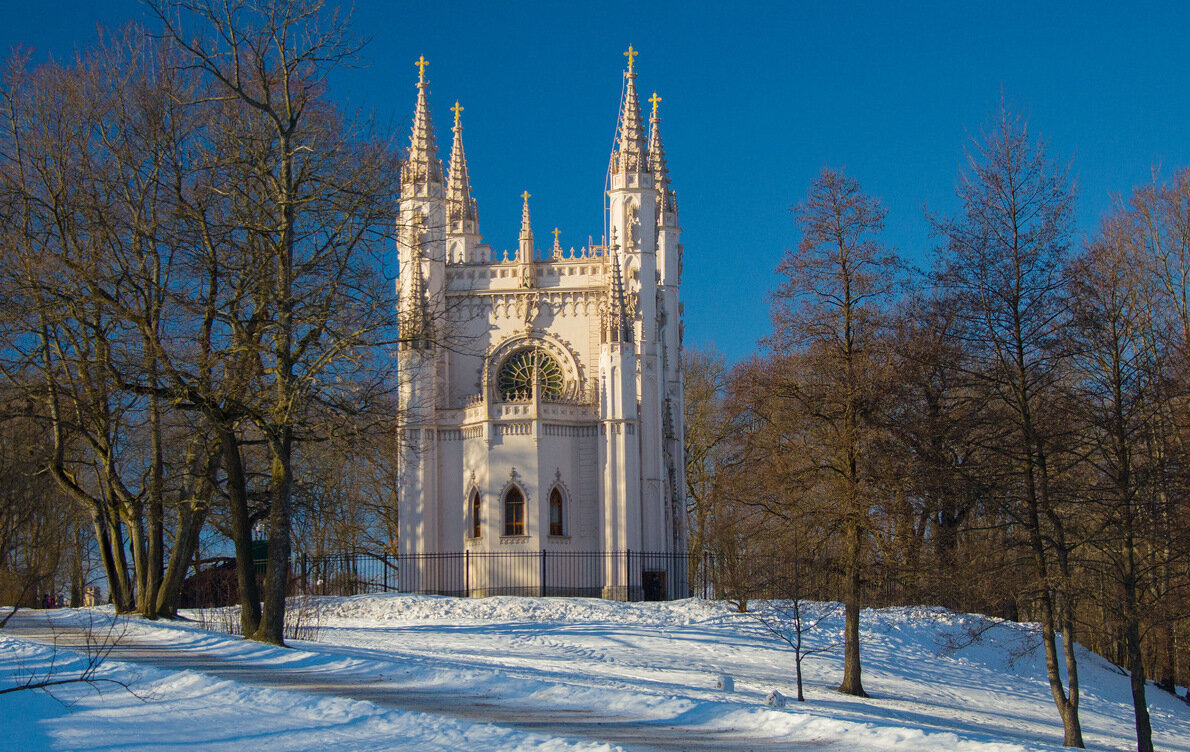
[2,596,1188,751]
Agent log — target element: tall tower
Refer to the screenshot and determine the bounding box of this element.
[398,56,447,563]
[649,91,688,557]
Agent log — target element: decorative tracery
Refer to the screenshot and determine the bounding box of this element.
[497,348,565,401]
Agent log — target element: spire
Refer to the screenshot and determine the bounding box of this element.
[648,91,678,221]
[518,191,536,287]
[603,232,633,344]
[402,244,433,350]
[647,92,669,191]
[446,100,478,233]
[401,55,444,188]
[613,46,648,175]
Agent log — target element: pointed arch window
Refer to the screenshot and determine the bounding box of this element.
[469,490,482,539]
[548,488,565,537]
[503,486,525,536]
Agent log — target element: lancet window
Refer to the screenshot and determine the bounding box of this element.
[503,486,525,536]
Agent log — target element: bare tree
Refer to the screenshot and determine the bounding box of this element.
[933,102,1085,747]
[764,167,904,698]
[148,0,401,645]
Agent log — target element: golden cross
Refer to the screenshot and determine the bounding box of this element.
[552,227,561,246]
[521,190,531,203]
[415,55,429,82]
[649,92,662,117]
[623,45,638,72]
[451,100,464,126]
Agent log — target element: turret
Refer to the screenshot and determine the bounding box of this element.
[607,46,657,345]
[397,56,446,561]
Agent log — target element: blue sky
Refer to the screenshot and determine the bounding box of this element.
[5,1,1190,361]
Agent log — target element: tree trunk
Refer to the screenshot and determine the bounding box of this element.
[254,430,293,645]
[146,385,165,616]
[1126,608,1155,752]
[838,518,867,697]
[218,425,261,636]
[155,503,208,618]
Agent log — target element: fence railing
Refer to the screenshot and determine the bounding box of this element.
[267,550,915,606]
[394,550,690,600]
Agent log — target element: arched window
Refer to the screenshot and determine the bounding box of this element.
[469,490,481,539]
[548,488,565,537]
[497,348,565,402]
[503,486,525,536]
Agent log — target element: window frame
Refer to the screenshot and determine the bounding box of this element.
[548,487,565,537]
[469,489,482,539]
[503,485,526,537]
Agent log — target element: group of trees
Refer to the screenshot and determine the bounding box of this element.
[0,0,405,644]
[686,106,1190,751]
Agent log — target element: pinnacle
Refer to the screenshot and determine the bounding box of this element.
[518,191,535,265]
[402,56,444,188]
[614,48,648,175]
[648,92,669,191]
[604,235,633,344]
[447,100,478,231]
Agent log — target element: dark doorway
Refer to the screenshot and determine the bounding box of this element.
[642,570,667,601]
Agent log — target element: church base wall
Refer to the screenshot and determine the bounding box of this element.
[600,584,644,602]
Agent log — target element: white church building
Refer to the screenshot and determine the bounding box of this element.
[396,49,686,600]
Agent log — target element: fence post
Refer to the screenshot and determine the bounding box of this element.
[382,553,389,591]
[540,549,547,598]
[694,547,704,599]
[626,549,631,602]
[464,550,470,598]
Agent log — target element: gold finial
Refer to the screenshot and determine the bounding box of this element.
[415,55,429,82]
[451,100,464,127]
[623,45,638,72]
[521,190,531,203]
[649,92,662,117]
[552,227,561,246]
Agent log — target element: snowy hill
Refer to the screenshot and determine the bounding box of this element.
[3,595,1188,751]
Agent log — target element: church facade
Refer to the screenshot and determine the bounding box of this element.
[396,49,685,600]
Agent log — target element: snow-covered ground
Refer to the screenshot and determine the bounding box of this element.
[3,595,1188,751]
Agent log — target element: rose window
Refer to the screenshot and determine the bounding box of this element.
[497,348,565,401]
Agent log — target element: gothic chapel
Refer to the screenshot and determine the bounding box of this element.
[397,49,686,600]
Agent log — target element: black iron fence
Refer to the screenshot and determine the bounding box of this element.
[273,549,915,606]
[394,550,690,600]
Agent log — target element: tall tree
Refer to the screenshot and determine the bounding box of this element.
[149,0,401,644]
[934,103,1084,747]
[767,167,903,697]
[1067,213,1174,752]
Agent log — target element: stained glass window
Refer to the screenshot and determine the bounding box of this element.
[497,348,565,401]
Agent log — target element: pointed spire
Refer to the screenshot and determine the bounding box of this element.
[648,91,678,221]
[647,92,669,190]
[402,244,433,350]
[402,55,444,188]
[613,46,648,175]
[518,191,536,286]
[603,232,633,344]
[446,100,478,232]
